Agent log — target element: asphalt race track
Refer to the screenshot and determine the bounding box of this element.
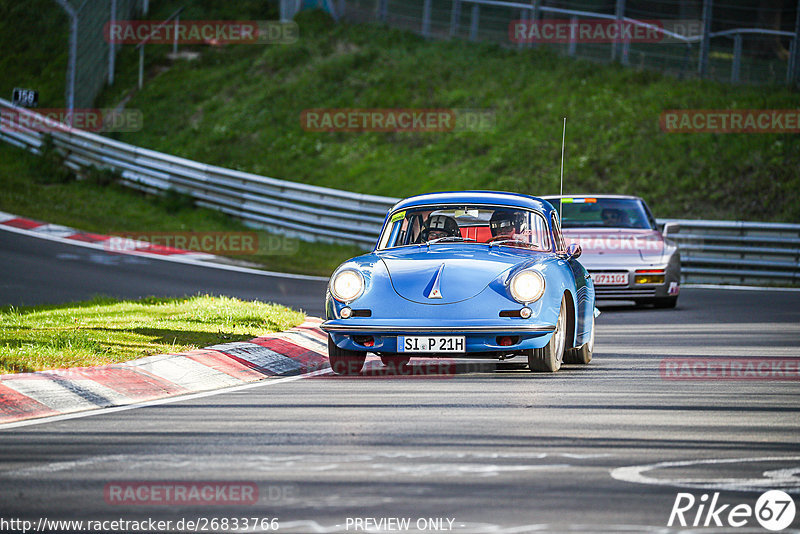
[0,229,328,316]
[1,229,800,532]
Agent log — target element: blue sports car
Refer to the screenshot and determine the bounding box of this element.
[320,191,597,375]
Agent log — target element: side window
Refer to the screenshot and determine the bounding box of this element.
[551,211,566,252]
[528,212,551,250]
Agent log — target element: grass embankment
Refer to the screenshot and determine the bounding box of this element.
[95,8,800,223]
[0,295,304,374]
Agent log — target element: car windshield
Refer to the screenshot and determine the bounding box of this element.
[550,197,656,229]
[377,205,551,251]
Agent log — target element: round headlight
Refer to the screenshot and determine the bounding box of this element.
[509,270,545,303]
[331,269,364,302]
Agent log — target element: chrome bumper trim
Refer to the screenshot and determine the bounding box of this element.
[320,323,556,334]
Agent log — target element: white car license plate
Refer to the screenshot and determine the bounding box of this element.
[398,336,465,353]
[592,272,628,286]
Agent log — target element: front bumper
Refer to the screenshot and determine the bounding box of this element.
[588,267,679,300]
[321,320,556,353]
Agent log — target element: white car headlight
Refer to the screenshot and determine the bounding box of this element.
[509,270,545,303]
[330,269,364,302]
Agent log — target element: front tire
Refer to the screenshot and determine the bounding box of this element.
[528,296,567,373]
[653,296,678,309]
[564,313,593,365]
[328,335,366,375]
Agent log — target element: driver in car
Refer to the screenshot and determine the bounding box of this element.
[489,210,527,241]
[601,208,629,227]
[420,214,461,242]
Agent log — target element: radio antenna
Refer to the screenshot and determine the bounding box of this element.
[559,116,567,221]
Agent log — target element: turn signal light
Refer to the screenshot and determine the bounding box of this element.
[634,269,665,284]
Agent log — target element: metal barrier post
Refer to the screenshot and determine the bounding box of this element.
[731,33,742,83]
[378,0,388,22]
[698,0,712,76]
[612,0,625,61]
[449,0,461,37]
[789,0,800,84]
[422,0,432,37]
[138,46,144,90]
[517,9,527,50]
[568,15,577,56]
[108,0,117,85]
[53,0,77,124]
[173,14,179,55]
[469,4,479,41]
[529,0,538,48]
[621,35,630,65]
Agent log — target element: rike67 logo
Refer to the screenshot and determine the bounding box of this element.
[669,490,796,531]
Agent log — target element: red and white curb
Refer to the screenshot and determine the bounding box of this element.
[0,210,216,260]
[0,318,331,425]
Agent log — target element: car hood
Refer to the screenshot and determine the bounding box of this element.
[378,245,539,304]
[562,228,665,261]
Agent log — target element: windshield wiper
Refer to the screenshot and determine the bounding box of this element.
[488,239,537,249]
[424,236,477,246]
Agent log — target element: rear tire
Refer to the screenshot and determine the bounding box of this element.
[564,313,593,365]
[328,335,366,375]
[380,355,410,371]
[527,296,567,373]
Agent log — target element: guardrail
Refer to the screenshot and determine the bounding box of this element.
[0,98,396,247]
[1,99,797,285]
[660,219,800,285]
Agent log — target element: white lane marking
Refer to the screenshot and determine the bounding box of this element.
[206,342,306,374]
[0,221,329,281]
[32,223,79,238]
[683,284,800,292]
[367,462,573,477]
[610,456,800,493]
[1,379,99,412]
[0,368,332,430]
[4,455,128,476]
[126,353,244,390]
[2,452,605,478]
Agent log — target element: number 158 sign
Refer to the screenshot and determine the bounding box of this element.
[12,88,38,108]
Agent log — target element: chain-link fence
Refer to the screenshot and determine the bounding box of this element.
[338,0,800,86]
[53,0,145,115]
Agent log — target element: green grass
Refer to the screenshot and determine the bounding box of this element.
[0,0,68,109]
[90,9,800,223]
[0,295,305,374]
[0,142,364,276]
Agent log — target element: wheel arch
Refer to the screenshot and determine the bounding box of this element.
[562,289,577,349]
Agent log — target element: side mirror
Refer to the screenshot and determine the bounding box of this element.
[565,243,582,260]
[662,222,680,238]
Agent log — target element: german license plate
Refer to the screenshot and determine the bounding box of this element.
[398,336,465,353]
[592,272,628,286]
